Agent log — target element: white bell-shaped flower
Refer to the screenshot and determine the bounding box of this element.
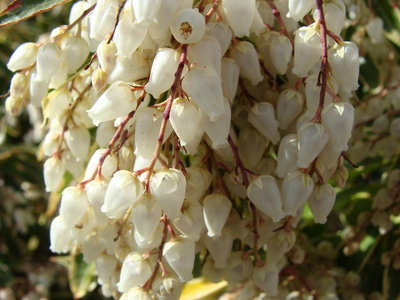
[89,0,119,41]
[287,0,314,21]
[36,43,64,82]
[145,48,180,99]
[163,238,195,282]
[181,66,225,121]
[257,2,274,26]
[203,194,232,237]
[185,167,212,202]
[221,0,256,37]
[282,171,314,216]
[203,98,231,149]
[61,36,90,74]
[292,26,321,77]
[321,101,354,152]
[64,126,90,162]
[221,58,240,103]
[248,102,280,145]
[247,175,285,222]
[313,0,346,36]
[102,171,143,219]
[134,223,163,252]
[170,98,202,147]
[7,42,38,72]
[96,40,117,73]
[268,32,293,75]
[329,42,359,93]
[188,36,221,74]
[29,71,48,107]
[230,41,263,85]
[108,51,150,84]
[366,17,384,44]
[153,276,183,300]
[304,74,338,117]
[84,148,118,180]
[277,89,304,130]
[134,107,172,158]
[252,267,279,296]
[96,121,115,148]
[150,168,186,219]
[203,228,233,268]
[308,183,336,224]
[114,8,148,57]
[173,199,205,241]
[130,194,162,240]
[170,8,206,44]
[207,22,233,56]
[297,122,329,168]
[132,0,161,25]
[43,156,64,192]
[87,81,136,126]
[224,252,253,284]
[238,126,268,169]
[85,179,108,221]
[49,216,74,253]
[59,186,89,226]
[10,73,27,99]
[117,252,153,292]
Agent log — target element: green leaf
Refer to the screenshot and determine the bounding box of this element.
[69,254,96,299]
[0,0,73,27]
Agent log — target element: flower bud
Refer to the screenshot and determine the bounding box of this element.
[203,194,232,237]
[64,126,90,162]
[163,238,195,282]
[247,175,285,222]
[50,216,74,253]
[114,9,148,57]
[182,66,225,121]
[248,102,280,145]
[59,186,89,226]
[268,32,293,75]
[61,36,90,73]
[297,122,329,168]
[97,40,117,73]
[276,134,299,179]
[130,194,162,240]
[287,0,314,21]
[221,0,256,37]
[7,42,38,72]
[102,170,143,219]
[322,102,354,152]
[170,98,203,147]
[276,89,304,130]
[145,48,180,99]
[92,68,108,91]
[118,253,153,292]
[185,167,212,202]
[150,168,186,219]
[221,58,240,103]
[292,26,321,77]
[10,73,28,99]
[329,42,359,93]
[171,8,206,44]
[29,71,49,107]
[5,96,24,116]
[238,126,268,169]
[282,171,314,216]
[87,81,136,126]
[308,184,336,224]
[44,156,65,192]
[230,41,263,85]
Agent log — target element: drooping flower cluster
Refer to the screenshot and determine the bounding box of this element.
[5,0,361,298]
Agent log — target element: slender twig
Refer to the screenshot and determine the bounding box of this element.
[265,0,294,46]
[143,45,189,192]
[312,0,330,123]
[66,3,96,32]
[107,0,128,43]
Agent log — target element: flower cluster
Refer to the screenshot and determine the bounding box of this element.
[5,0,362,299]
